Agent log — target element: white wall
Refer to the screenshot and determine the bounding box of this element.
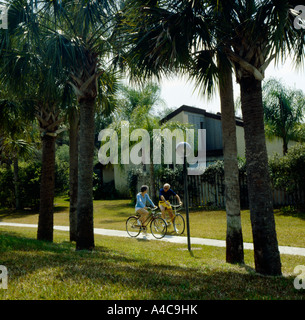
[236,125,296,158]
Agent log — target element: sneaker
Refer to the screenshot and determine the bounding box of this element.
[142,227,147,236]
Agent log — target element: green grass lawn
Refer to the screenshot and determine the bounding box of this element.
[0,227,305,300]
[0,198,305,300]
[1,197,305,247]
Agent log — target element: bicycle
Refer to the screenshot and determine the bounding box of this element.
[161,204,185,235]
[126,207,167,239]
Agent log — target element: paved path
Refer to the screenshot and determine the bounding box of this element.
[1,222,305,256]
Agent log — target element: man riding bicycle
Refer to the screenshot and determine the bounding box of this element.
[158,183,182,224]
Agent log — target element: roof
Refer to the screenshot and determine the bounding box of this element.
[161,105,244,127]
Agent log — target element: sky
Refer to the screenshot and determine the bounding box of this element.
[157,56,305,117]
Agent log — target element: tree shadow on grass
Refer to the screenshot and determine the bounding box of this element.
[94,201,134,216]
[0,230,302,300]
[274,208,305,221]
[0,209,38,221]
[0,205,68,222]
[94,200,133,209]
[53,206,69,213]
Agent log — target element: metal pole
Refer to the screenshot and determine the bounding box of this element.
[183,155,192,254]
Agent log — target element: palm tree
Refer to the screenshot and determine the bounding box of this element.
[120,0,244,264]
[1,0,119,247]
[190,1,245,264]
[107,82,191,203]
[116,82,164,120]
[65,104,79,242]
[217,55,244,264]
[36,101,66,242]
[0,0,69,242]
[66,70,118,242]
[263,78,305,155]
[114,82,165,201]
[122,0,305,274]
[194,0,301,275]
[31,0,120,250]
[221,0,304,275]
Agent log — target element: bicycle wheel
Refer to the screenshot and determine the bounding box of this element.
[126,216,141,237]
[173,214,185,234]
[150,217,167,239]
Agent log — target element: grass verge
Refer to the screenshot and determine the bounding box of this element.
[1,197,305,247]
[0,227,305,300]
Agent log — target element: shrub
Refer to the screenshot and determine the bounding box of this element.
[93,172,118,200]
[19,162,41,209]
[0,152,70,209]
[55,159,69,195]
[155,165,184,187]
[0,162,41,209]
[201,160,224,184]
[55,145,70,195]
[127,168,144,204]
[0,167,14,207]
[269,144,305,207]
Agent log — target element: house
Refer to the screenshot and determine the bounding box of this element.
[95,104,294,197]
[161,105,294,163]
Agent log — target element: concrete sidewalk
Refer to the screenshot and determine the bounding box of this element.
[1,221,305,256]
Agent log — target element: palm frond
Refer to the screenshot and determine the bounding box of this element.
[189,49,218,99]
[122,0,212,80]
[263,77,305,143]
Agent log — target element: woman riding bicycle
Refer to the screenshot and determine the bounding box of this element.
[135,185,157,226]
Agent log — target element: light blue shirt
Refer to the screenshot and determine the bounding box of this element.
[135,192,155,212]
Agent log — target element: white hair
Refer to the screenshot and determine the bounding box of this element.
[163,183,170,189]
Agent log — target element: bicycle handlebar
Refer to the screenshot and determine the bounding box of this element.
[147,206,158,211]
[171,204,182,208]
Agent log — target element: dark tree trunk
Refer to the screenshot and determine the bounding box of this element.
[283,140,288,156]
[149,162,156,203]
[13,157,21,210]
[240,76,281,276]
[76,97,95,251]
[218,56,244,264]
[69,111,79,242]
[37,135,56,242]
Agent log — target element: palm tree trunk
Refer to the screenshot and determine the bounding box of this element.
[13,157,21,210]
[240,76,281,276]
[149,162,156,203]
[37,134,56,242]
[76,97,95,251]
[69,111,79,242]
[283,139,288,155]
[218,57,244,264]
